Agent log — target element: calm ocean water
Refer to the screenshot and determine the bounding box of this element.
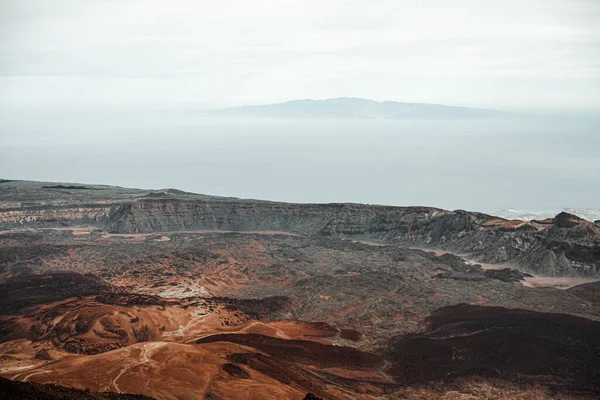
[1,107,599,214]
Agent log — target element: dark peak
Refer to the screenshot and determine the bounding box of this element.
[142,188,190,198]
[553,212,587,228]
[163,188,191,194]
[303,394,324,400]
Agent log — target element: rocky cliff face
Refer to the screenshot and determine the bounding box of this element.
[105,200,449,237]
[0,204,115,228]
[103,200,599,276]
[1,180,598,277]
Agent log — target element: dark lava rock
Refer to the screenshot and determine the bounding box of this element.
[303,394,324,400]
[34,349,53,361]
[483,268,532,282]
[339,329,362,342]
[561,243,600,266]
[434,272,488,281]
[553,212,586,228]
[63,339,122,355]
[95,293,166,307]
[386,304,600,393]
[221,363,250,379]
[567,281,600,304]
[0,376,153,400]
[227,352,331,399]
[0,273,115,314]
[207,296,294,320]
[198,333,381,369]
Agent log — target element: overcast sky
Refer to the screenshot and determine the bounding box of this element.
[1,0,599,110]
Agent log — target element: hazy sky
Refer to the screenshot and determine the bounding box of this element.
[1,0,599,110]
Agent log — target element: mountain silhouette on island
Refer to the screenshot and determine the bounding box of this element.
[209,97,505,119]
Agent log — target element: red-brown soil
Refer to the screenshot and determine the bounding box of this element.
[1,180,600,400]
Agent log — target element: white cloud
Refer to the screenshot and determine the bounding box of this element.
[0,0,598,109]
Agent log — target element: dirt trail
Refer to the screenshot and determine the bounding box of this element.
[112,342,167,393]
[22,369,51,382]
[8,366,37,380]
[377,360,394,383]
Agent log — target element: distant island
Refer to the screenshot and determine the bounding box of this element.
[208,97,506,119]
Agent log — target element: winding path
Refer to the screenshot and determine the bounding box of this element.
[377,360,394,383]
[112,342,167,393]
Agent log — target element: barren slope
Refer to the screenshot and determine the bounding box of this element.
[1,180,599,399]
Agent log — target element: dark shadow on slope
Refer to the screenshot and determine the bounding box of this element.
[387,304,600,394]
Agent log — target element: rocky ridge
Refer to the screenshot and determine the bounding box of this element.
[1,180,598,277]
[1,180,600,398]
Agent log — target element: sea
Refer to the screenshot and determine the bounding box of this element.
[1,106,598,217]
